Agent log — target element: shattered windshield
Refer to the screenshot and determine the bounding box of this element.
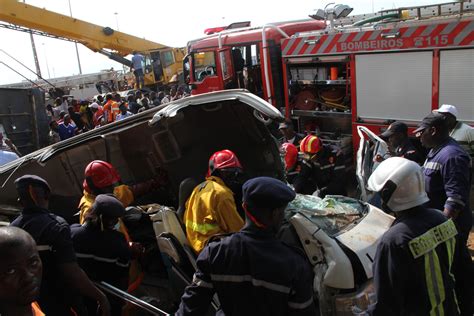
[286,194,368,236]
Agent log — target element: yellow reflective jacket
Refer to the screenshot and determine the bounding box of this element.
[78,184,134,225]
[184,176,244,253]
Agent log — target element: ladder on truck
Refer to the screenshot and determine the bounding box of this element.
[332,0,474,27]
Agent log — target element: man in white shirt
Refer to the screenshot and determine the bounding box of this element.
[434,104,474,157]
[116,103,133,121]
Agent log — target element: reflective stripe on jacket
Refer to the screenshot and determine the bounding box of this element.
[368,207,459,316]
[177,227,317,316]
[184,176,244,253]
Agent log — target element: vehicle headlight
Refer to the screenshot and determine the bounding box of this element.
[333,281,375,315]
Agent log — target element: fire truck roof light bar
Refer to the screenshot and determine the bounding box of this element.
[310,3,354,29]
[332,1,473,28]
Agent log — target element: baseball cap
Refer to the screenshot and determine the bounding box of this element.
[14,175,51,192]
[88,102,99,109]
[413,113,446,134]
[243,176,296,210]
[433,104,458,118]
[380,121,408,139]
[90,194,125,218]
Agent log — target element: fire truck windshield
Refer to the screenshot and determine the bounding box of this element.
[193,51,217,81]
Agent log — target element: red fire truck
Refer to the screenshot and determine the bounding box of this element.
[186,1,473,153]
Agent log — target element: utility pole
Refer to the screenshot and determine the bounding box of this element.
[67,0,82,74]
[114,12,120,31]
[42,43,51,78]
[29,31,42,78]
[23,0,42,78]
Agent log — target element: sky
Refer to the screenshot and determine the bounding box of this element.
[0,0,447,85]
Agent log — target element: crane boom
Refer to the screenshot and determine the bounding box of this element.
[0,0,185,86]
[0,0,166,55]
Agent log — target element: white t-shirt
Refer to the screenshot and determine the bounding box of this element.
[450,122,474,156]
[116,111,133,121]
[0,150,19,166]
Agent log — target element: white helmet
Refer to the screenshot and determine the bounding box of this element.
[367,157,429,212]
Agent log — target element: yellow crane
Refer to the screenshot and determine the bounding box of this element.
[0,0,185,87]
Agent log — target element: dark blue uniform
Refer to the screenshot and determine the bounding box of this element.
[177,227,316,316]
[368,207,458,316]
[70,223,130,285]
[423,138,473,316]
[71,223,130,316]
[11,207,78,315]
[423,137,471,243]
[293,144,346,196]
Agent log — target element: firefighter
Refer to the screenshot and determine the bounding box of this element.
[378,121,424,164]
[293,134,346,196]
[78,160,163,225]
[176,178,198,221]
[0,226,44,316]
[183,149,245,253]
[280,142,300,184]
[71,194,131,316]
[10,175,110,316]
[78,160,163,302]
[177,177,316,316]
[366,157,459,315]
[415,113,473,315]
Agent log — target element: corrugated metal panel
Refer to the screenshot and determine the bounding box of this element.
[355,51,432,121]
[439,49,474,123]
[0,88,49,154]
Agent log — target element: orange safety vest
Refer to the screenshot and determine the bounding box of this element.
[103,100,120,123]
[111,102,121,121]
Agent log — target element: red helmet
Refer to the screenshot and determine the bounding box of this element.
[83,160,121,193]
[207,149,242,176]
[281,142,298,171]
[300,135,321,154]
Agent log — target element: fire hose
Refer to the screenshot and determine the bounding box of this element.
[304,97,348,111]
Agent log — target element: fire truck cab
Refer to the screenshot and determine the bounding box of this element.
[184,20,326,108]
